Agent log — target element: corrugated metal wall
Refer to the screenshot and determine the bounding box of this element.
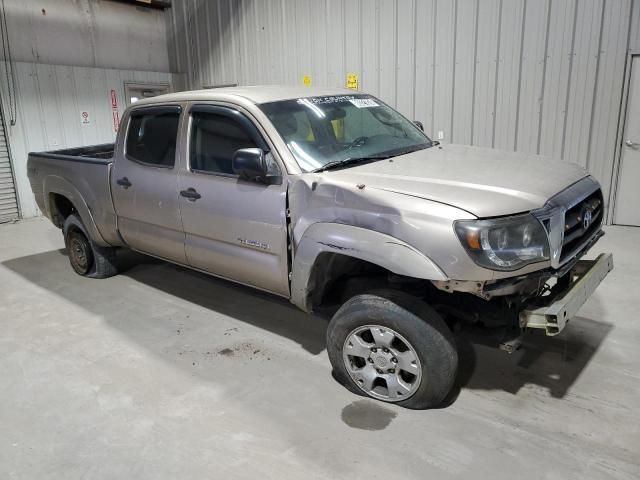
[0,61,178,218]
[169,0,636,220]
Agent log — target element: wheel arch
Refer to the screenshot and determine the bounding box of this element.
[43,176,108,246]
[290,223,447,312]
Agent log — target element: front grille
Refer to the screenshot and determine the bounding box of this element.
[560,188,603,261]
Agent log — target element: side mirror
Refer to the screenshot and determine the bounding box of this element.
[413,120,424,131]
[232,148,267,182]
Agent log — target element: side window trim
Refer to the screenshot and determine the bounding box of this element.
[124,104,182,169]
[130,105,182,116]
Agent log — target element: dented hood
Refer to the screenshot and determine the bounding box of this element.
[323,144,589,217]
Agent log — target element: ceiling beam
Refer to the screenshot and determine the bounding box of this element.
[106,0,171,11]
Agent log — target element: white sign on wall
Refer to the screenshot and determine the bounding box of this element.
[80,110,91,126]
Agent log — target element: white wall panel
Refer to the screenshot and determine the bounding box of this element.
[432,0,456,143]
[493,0,525,151]
[0,61,178,218]
[169,0,637,222]
[451,0,477,145]
[5,0,170,72]
[414,0,436,137]
[472,0,500,148]
[537,0,575,160]
[563,0,603,169]
[592,0,632,208]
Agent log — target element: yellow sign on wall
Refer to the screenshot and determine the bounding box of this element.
[303,74,312,87]
[346,73,359,90]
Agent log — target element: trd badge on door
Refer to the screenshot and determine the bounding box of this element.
[237,238,270,250]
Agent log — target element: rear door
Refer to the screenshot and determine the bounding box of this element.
[177,104,289,296]
[111,105,186,263]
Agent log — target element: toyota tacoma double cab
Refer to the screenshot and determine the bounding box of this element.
[27,86,613,409]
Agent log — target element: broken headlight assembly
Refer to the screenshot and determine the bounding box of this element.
[454,214,550,271]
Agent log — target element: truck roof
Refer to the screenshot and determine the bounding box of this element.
[132,85,358,106]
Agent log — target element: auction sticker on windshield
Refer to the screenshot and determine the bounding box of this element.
[306,95,356,105]
[349,98,378,108]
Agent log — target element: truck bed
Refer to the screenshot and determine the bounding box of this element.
[34,143,115,162]
[27,143,120,246]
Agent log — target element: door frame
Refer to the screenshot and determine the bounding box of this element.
[123,81,171,106]
[610,52,640,225]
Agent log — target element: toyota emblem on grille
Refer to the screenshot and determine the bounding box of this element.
[582,208,593,230]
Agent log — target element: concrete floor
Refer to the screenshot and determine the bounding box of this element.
[0,217,638,479]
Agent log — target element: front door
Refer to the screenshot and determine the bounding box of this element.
[615,56,640,226]
[111,105,187,263]
[177,104,289,296]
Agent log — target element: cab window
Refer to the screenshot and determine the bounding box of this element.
[190,112,258,175]
[126,108,180,167]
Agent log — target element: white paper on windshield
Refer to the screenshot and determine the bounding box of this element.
[349,98,379,108]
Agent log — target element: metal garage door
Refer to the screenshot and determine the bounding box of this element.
[0,110,18,223]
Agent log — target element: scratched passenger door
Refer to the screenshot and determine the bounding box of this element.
[177,104,289,296]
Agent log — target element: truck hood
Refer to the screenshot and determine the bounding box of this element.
[324,144,589,217]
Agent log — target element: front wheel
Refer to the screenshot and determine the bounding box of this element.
[326,290,458,409]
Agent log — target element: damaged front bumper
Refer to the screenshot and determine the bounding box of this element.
[519,253,614,336]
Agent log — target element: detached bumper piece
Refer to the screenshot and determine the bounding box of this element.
[519,253,614,336]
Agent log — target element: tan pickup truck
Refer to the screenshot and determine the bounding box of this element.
[27,86,613,409]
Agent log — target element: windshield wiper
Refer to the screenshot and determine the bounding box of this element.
[312,154,394,173]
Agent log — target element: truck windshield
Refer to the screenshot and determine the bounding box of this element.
[259,95,433,172]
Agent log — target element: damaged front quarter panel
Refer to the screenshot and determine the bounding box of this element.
[287,176,465,311]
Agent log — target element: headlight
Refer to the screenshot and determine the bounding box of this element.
[454,214,550,271]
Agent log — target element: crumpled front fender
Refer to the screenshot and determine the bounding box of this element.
[290,222,447,312]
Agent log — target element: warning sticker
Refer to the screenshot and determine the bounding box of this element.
[80,110,91,126]
[346,73,359,90]
[110,89,120,132]
[303,74,312,87]
[349,98,378,108]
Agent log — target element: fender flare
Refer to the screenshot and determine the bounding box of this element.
[43,175,109,246]
[290,223,447,312]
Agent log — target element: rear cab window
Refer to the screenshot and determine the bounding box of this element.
[125,106,181,167]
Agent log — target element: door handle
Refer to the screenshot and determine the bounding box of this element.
[116,177,132,189]
[180,187,201,201]
[625,139,639,148]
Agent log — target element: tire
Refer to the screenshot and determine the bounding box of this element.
[63,214,118,279]
[327,290,458,409]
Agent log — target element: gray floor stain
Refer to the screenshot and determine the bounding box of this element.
[217,343,269,360]
[341,399,397,430]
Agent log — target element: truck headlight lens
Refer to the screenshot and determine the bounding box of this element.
[454,214,550,271]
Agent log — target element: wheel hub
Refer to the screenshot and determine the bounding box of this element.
[67,230,93,275]
[343,325,422,402]
[70,238,88,268]
[371,351,392,369]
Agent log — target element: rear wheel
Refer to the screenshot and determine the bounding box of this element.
[63,214,118,278]
[327,290,458,409]
[67,229,94,275]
